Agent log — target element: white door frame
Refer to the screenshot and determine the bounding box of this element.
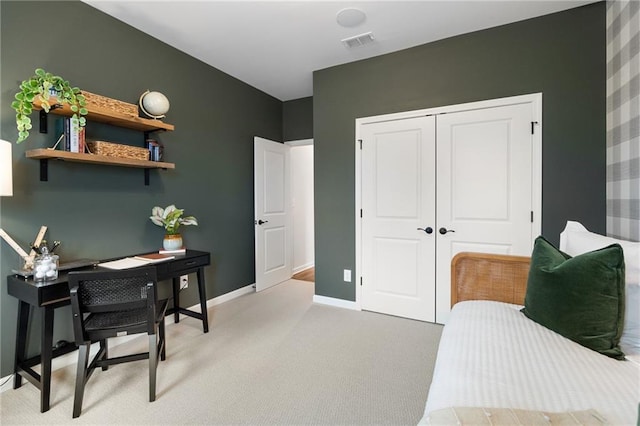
[284,139,314,275]
[355,93,542,311]
[285,138,313,147]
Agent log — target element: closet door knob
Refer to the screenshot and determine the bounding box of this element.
[417,227,433,234]
[439,227,455,235]
[256,220,269,225]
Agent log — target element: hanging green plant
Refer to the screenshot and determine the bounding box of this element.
[11,68,88,143]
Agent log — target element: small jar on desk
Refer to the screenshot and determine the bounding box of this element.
[33,246,59,282]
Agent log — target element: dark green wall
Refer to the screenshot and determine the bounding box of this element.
[0,0,607,377]
[0,1,282,376]
[313,3,606,301]
[283,97,313,141]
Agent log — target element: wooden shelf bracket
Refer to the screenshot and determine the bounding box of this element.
[39,159,48,182]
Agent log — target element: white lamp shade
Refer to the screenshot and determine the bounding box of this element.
[0,139,13,196]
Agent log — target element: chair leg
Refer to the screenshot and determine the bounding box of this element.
[100,339,109,371]
[148,333,157,402]
[73,343,90,418]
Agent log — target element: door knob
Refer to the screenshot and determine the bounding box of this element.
[417,227,433,234]
[439,227,455,235]
[256,220,269,225]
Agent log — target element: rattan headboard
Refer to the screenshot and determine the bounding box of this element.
[451,252,531,307]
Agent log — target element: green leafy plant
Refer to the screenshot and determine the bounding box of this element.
[150,205,198,235]
[11,68,88,143]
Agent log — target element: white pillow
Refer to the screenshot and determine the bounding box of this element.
[621,284,640,364]
[560,221,639,284]
[559,221,640,359]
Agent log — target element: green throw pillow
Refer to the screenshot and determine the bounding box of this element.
[521,236,626,360]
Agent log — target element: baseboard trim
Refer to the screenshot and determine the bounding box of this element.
[292,263,314,274]
[312,294,359,310]
[205,283,255,309]
[0,283,256,394]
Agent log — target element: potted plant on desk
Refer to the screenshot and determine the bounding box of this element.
[149,204,198,250]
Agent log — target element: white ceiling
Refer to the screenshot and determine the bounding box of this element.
[82,1,595,101]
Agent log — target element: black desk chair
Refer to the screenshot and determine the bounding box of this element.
[68,267,168,418]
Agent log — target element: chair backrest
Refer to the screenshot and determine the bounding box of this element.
[68,267,159,343]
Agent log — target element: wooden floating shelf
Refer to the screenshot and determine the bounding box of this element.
[33,99,174,132]
[26,149,175,169]
[29,93,176,185]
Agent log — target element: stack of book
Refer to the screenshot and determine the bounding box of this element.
[145,138,163,161]
[56,117,86,153]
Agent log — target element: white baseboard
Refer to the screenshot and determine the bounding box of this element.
[206,283,254,308]
[292,263,314,275]
[312,294,359,310]
[0,283,256,394]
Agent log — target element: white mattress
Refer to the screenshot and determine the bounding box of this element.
[420,301,640,425]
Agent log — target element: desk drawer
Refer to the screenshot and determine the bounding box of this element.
[156,252,210,279]
[8,275,71,307]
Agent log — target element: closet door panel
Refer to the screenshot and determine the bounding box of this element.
[360,116,436,322]
[435,103,534,323]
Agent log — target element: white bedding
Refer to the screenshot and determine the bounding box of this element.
[420,301,640,425]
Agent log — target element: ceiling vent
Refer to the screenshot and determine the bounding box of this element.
[341,32,375,49]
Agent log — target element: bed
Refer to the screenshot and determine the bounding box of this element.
[419,230,640,425]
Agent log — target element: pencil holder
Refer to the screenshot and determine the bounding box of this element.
[33,253,59,282]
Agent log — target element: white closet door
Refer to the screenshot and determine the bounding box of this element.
[435,103,534,323]
[360,116,437,322]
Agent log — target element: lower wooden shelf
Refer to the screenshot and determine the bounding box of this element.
[26,149,175,185]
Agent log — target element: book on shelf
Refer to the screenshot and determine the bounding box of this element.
[54,118,65,151]
[64,118,71,151]
[145,139,164,162]
[55,117,85,153]
[78,126,86,154]
[159,248,186,254]
[69,119,79,153]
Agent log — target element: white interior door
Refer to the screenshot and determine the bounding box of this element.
[434,103,534,322]
[360,116,437,322]
[254,137,292,291]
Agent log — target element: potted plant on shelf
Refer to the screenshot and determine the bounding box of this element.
[149,204,198,250]
[11,68,88,143]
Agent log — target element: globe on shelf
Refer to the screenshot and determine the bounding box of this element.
[138,90,170,119]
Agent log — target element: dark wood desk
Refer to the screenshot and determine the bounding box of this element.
[7,249,210,413]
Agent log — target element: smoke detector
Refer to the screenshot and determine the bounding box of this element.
[341,32,375,49]
[336,8,366,28]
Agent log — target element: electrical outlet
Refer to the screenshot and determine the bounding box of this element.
[343,269,352,282]
[180,274,188,289]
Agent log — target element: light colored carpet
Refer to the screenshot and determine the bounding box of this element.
[0,279,443,425]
